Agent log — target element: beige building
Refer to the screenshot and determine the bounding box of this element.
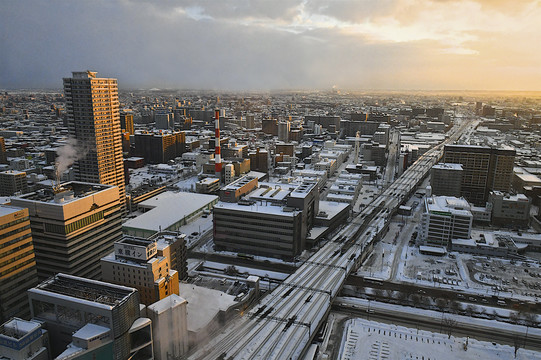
[10,181,122,280]
[101,232,186,306]
[0,206,38,323]
[63,71,126,210]
[0,170,27,196]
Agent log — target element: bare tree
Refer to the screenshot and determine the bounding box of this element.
[442,317,457,339]
[436,298,449,312]
[418,295,430,309]
[523,312,538,328]
[514,336,521,358]
[450,300,462,314]
[510,311,520,325]
[397,291,408,303]
[465,305,476,317]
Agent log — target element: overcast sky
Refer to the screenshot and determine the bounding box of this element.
[1,0,540,91]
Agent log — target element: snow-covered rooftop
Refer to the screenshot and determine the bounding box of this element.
[179,283,236,333]
[123,191,218,233]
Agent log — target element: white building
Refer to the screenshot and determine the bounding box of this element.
[420,196,473,247]
[147,294,188,360]
[224,163,235,184]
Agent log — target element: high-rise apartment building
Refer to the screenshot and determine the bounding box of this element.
[443,145,515,205]
[63,71,126,209]
[0,206,38,323]
[10,181,122,280]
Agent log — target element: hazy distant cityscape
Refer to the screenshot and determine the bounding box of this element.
[2,0,541,359]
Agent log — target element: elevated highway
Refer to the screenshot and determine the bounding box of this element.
[190,119,476,360]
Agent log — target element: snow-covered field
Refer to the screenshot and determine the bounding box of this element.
[338,318,541,360]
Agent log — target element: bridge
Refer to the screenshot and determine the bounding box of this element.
[190,119,476,360]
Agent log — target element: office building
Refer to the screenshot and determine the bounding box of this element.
[245,114,255,129]
[304,115,341,131]
[28,273,152,359]
[155,111,174,130]
[443,145,515,205]
[249,148,268,173]
[430,163,463,197]
[219,175,259,203]
[276,143,295,157]
[101,233,187,305]
[10,181,122,280]
[214,182,319,259]
[196,177,220,194]
[262,119,278,136]
[0,318,49,360]
[420,196,473,247]
[0,170,27,196]
[278,121,290,142]
[489,191,531,226]
[122,191,218,238]
[0,206,38,323]
[134,131,186,164]
[63,71,126,209]
[119,110,135,135]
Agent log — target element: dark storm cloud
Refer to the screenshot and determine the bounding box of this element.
[0,0,383,90]
[1,0,540,90]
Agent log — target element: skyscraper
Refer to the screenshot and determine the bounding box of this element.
[63,71,126,209]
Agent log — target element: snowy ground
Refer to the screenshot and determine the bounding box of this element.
[179,282,237,333]
[337,318,541,360]
[395,245,541,302]
[174,176,199,192]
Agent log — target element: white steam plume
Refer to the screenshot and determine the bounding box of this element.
[55,138,85,176]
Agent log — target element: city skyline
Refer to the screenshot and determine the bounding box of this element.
[2,0,541,91]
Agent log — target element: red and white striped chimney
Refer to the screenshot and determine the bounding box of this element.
[215,109,222,180]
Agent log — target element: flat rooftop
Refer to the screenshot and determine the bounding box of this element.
[214,201,299,216]
[222,175,257,191]
[426,195,471,216]
[249,186,290,202]
[123,191,218,232]
[14,181,112,203]
[179,283,236,333]
[290,182,317,197]
[0,204,26,218]
[433,163,463,170]
[33,273,136,306]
